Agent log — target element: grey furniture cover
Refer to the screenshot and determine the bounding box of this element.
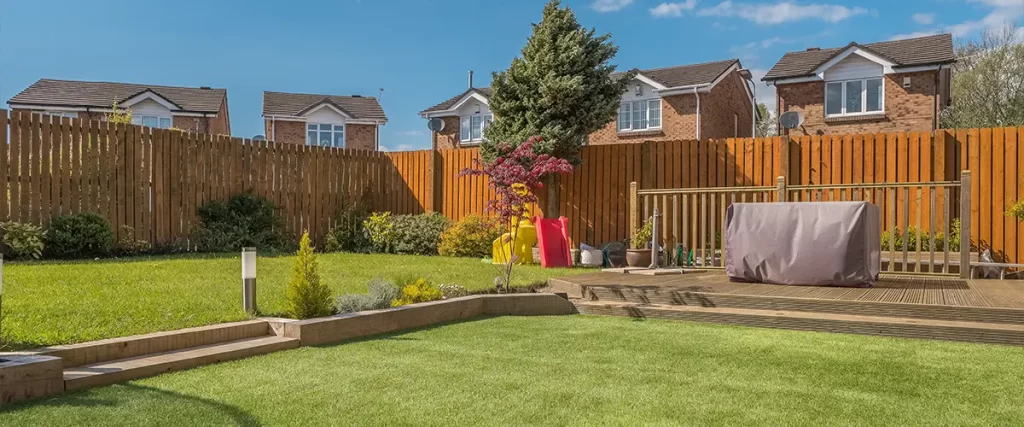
[725,202,881,286]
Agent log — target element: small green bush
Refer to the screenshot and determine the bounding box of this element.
[438,215,500,258]
[193,193,285,252]
[45,212,114,258]
[391,213,451,255]
[632,218,653,249]
[323,190,372,253]
[0,221,45,259]
[116,225,153,256]
[881,220,962,252]
[391,278,443,307]
[336,277,401,313]
[363,212,394,253]
[286,232,335,319]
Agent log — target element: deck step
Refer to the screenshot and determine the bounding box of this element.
[64,336,299,391]
[37,320,272,368]
[574,300,1024,347]
[582,285,1024,325]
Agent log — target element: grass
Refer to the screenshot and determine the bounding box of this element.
[0,252,583,350]
[2,315,1024,426]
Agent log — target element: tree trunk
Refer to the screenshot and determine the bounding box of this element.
[545,174,561,218]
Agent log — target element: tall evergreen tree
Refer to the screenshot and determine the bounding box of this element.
[484,0,633,215]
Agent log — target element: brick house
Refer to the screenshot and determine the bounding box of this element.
[262,91,387,151]
[7,79,231,135]
[762,34,954,136]
[420,59,757,149]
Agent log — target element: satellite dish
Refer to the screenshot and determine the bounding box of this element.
[427,118,445,132]
[779,111,804,130]
[252,135,267,141]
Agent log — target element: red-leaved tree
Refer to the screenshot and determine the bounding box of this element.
[459,136,573,292]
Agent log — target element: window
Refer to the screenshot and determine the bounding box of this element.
[460,114,492,143]
[824,77,884,117]
[306,123,345,148]
[132,115,172,129]
[617,99,662,132]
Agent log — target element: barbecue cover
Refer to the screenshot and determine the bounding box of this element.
[725,202,880,286]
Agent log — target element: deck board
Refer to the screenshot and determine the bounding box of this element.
[561,271,1024,309]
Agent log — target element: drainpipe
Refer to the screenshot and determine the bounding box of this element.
[375,123,380,151]
[271,116,276,141]
[693,87,701,141]
[933,70,940,130]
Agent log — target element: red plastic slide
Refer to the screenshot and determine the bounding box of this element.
[534,216,573,268]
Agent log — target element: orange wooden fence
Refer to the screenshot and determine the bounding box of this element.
[2,108,1022,263]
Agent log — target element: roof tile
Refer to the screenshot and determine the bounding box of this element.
[763,34,955,81]
[262,91,387,121]
[8,79,227,113]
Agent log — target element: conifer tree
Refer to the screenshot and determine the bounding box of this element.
[484,0,633,215]
[286,232,334,319]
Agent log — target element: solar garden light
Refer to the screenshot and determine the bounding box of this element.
[649,208,661,269]
[241,248,257,315]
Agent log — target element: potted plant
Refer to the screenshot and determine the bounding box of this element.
[626,218,656,267]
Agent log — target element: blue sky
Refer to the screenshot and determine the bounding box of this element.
[1,0,1020,150]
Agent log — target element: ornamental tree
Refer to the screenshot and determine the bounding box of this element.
[460,136,573,292]
[484,0,633,216]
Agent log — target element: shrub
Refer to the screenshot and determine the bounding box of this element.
[363,212,394,253]
[324,189,372,253]
[116,225,153,256]
[881,221,962,252]
[193,193,285,252]
[45,212,114,258]
[286,232,335,319]
[0,221,45,259]
[391,213,451,255]
[391,278,443,307]
[632,218,653,249]
[336,277,401,313]
[437,283,469,299]
[438,215,500,258]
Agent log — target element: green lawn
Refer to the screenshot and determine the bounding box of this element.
[0,253,582,350]
[2,315,1023,426]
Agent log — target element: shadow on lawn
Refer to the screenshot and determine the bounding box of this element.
[0,384,261,426]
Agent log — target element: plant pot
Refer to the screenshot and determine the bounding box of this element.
[626,249,652,267]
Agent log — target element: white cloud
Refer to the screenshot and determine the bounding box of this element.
[592,0,633,12]
[912,13,935,25]
[889,30,940,41]
[379,144,416,152]
[925,0,1024,39]
[697,1,869,25]
[650,1,697,18]
[395,130,425,137]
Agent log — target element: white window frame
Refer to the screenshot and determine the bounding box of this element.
[306,122,346,148]
[824,77,885,118]
[459,113,492,143]
[132,115,173,129]
[617,99,662,132]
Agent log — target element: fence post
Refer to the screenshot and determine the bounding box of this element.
[960,170,972,279]
[629,181,639,243]
[426,149,438,213]
[776,176,787,202]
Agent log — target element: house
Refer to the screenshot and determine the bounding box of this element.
[7,79,230,135]
[262,91,387,151]
[419,59,757,149]
[762,34,955,136]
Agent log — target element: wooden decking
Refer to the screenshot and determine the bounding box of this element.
[553,271,1024,346]
[560,271,1024,309]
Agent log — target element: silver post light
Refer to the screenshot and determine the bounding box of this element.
[241,248,257,315]
[649,209,660,269]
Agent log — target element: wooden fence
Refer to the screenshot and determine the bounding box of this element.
[2,108,1022,264]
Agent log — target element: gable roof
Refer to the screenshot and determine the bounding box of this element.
[8,79,227,113]
[420,59,742,115]
[762,34,954,82]
[262,91,387,122]
[419,87,493,115]
[628,59,740,88]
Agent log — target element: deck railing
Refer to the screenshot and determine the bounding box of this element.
[628,171,972,278]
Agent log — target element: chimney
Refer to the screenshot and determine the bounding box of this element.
[468,70,474,89]
[806,47,820,51]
